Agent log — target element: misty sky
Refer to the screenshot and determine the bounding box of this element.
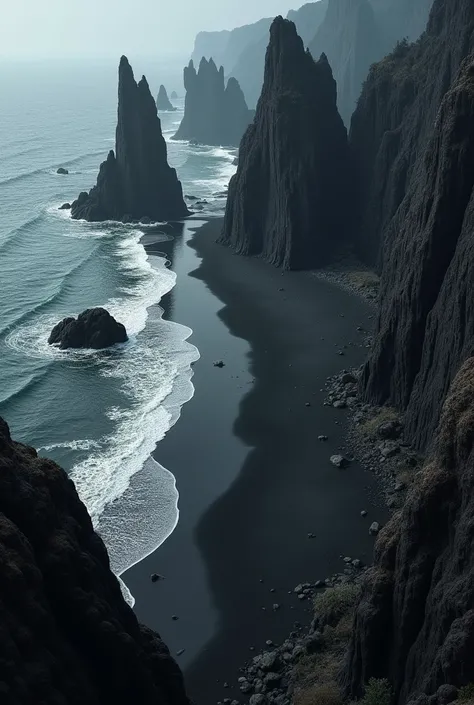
[0,0,298,60]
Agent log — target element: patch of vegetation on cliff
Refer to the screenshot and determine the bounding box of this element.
[292,584,361,705]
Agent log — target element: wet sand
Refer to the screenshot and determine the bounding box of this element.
[124,218,387,704]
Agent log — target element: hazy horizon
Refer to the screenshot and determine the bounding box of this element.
[0,0,305,61]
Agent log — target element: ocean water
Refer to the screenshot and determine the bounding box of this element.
[0,59,237,601]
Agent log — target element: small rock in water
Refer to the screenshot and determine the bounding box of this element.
[265,639,274,647]
[176,649,185,656]
[318,435,328,441]
[330,454,350,469]
[270,588,276,593]
[305,402,311,407]
[151,573,164,583]
[343,556,352,563]
[361,510,368,517]
[59,202,71,210]
[214,360,225,368]
[307,532,316,539]
[57,167,69,174]
[369,522,381,536]
[272,603,280,611]
[172,615,179,621]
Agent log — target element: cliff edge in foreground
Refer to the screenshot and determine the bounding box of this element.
[345,357,474,703]
[71,57,188,222]
[0,417,189,705]
[220,16,351,270]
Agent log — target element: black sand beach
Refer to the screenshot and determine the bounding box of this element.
[124,218,387,704]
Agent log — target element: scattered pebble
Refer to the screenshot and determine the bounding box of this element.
[369,521,381,536]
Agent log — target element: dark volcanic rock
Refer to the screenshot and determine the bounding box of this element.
[345,357,474,702]
[0,417,189,704]
[156,84,177,111]
[59,202,71,210]
[355,0,474,449]
[173,57,253,146]
[57,167,69,174]
[71,56,188,222]
[220,17,351,270]
[170,91,178,100]
[48,308,128,349]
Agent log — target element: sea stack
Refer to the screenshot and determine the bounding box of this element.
[71,57,189,222]
[156,84,177,111]
[350,0,474,450]
[0,417,190,704]
[173,58,253,146]
[220,17,351,270]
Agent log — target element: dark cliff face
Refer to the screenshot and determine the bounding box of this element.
[308,0,433,125]
[0,418,189,705]
[220,17,350,270]
[157,84,177,111]
[173,58,253,146]
[71,57,188,222]
[354,0,474,449]
[345,357,474,703]
[309,0,383,125]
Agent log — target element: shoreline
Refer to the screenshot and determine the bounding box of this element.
[125,218,388,704]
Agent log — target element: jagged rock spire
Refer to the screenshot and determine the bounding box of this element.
[173,57,253,146]
[220,17,351,269]
[71,56,188,222]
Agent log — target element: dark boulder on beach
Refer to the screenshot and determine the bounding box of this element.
[48,307,128,349]
[156,84,177,111]
[71,56,189,223]
[57,167,69,174]
[0,417,190,704]
[220,17,351,269]
[173,58,253,146]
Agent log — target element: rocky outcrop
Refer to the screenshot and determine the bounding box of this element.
[345,357,474,703]
[220,17,351,270]
[156,84,177,111]
[48,308,128,349]
[354,0,474,449]
[170,91,178,100]
[173,58,253,146]
[0,417,189,704]
[71,56,188,222]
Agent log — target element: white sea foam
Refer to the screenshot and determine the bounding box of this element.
[6,223,199,603]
